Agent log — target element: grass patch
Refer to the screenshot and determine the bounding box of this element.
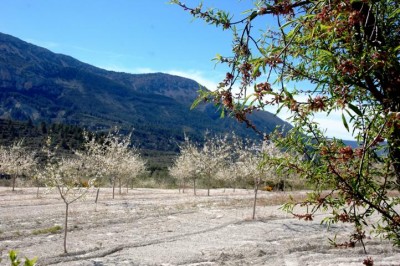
[32,225,62,235]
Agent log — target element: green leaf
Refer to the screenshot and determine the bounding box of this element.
[191,88,211,110]
[24,257,37,266]
[9,250,21,266]
[213,53,225,63]
[318,49,333,60]
[191,97,204,110]
[389,8,400,19]
[276,103,285,115]
[220,108,225,118]
[344,109,355,121]
[342,113,349,132]
[281,20,295,29]
[283,87,293,99]
[347,103,363,116]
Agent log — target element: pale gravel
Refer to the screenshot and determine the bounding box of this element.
[0,187,399,266]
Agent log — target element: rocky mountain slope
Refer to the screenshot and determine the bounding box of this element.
[0,32,289,152]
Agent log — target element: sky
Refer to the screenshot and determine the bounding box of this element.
[0,0,353,140]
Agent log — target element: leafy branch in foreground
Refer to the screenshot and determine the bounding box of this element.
[172,0,400,248]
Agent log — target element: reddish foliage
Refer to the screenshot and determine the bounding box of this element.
[363,256,374,266]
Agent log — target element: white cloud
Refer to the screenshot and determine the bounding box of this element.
[164,70,220,91]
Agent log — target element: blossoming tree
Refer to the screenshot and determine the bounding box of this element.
[0,140,36,191]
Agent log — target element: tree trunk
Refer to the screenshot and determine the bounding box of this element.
[64,203,69,253]
[95,188,100,203]
[252,181,260,220]
[112,178,115,199]
[193,179,196,195]
[119,178,122,195]
[207,176,211,196]
[12,174,16,191]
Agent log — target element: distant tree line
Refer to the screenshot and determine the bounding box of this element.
[0,119,86,153]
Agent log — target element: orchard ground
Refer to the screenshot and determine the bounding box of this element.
[0,187,399,265]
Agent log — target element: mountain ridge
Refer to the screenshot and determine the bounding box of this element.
[0,32,290,152]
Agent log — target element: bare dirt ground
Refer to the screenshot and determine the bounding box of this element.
[0,187,399,266]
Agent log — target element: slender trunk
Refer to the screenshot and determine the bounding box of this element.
[95,188,100,203]
[64,203,69,253]
[119,178,122,195]
[207,175,210,196]
[252,181,260,220]
[12,174,16,191]
[193,179,196,196]
[36,179,41,198]
[112,178,115,199]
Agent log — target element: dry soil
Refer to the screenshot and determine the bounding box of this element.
[0,187,399,265]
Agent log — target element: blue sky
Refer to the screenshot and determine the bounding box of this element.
[1,0,352,139]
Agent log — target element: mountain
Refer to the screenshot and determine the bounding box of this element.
[0,32,290,154]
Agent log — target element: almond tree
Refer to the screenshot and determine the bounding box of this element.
[39,136,101,254]
[226,134,255,191]
[32,164,44,198]
[80,130,146,199]
[235,140,284,220]
[170,134,231,196]
[215,162,240,192]
[101,131,130,198]
[120,149,147,193]
[169,153,191,193]
[170,136,201,194]
[76,133,108,203]
[196,133,231,196]
[97,131,145,198]
[235,145,264,220]
[0,140,36,191]
[172,0,400,247]
[39,132,113,253]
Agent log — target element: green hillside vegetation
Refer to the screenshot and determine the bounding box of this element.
[0,119,178,170]
[0,119,84,152]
